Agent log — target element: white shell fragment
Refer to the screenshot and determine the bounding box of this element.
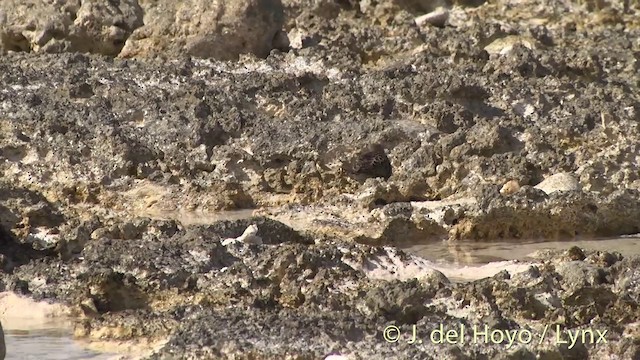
[534,173,581,194]
[415,7,449,27]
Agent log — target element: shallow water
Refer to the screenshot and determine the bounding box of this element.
[5,329,115,360]
[403,235,640,265]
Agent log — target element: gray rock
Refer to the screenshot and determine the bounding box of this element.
[534,173,581,194]
[554,261,606,291]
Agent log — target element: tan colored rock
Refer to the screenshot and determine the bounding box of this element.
[0,0,143,55]
[500,180,520,195]
[484,35,539,56]
[119,0,285,60]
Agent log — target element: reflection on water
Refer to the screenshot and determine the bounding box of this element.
[402,235,640,265]
[5,329,115,360]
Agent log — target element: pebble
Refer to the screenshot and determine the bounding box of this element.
[534,173,581,194]
[325,355,349,360]
[415,7,449,28]
[500,180,521,195]
[222,225,263,245]
[484,35,538,55]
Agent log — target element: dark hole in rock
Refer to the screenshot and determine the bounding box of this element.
[374,198,387,206]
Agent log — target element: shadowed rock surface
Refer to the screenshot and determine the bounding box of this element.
[352,143,393,180]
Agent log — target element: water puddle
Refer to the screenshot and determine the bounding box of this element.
[5,329,116,360]
[402,235,640,265]
[0,293,120,360]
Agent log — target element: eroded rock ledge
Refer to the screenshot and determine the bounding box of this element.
[1,0,640,359]
[1,216,639,359]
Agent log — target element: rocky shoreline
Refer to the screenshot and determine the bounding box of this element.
[1,0,640,359]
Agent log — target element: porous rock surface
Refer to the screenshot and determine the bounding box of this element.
[0,0,640,358]
[119,0,285,60]
[4,217,640,359]
[0,0,143,55]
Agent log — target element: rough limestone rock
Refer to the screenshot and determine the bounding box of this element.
[0,0,143,55]
[119,0,285,60]
[1,0,640,359]
[13,217,629,360]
